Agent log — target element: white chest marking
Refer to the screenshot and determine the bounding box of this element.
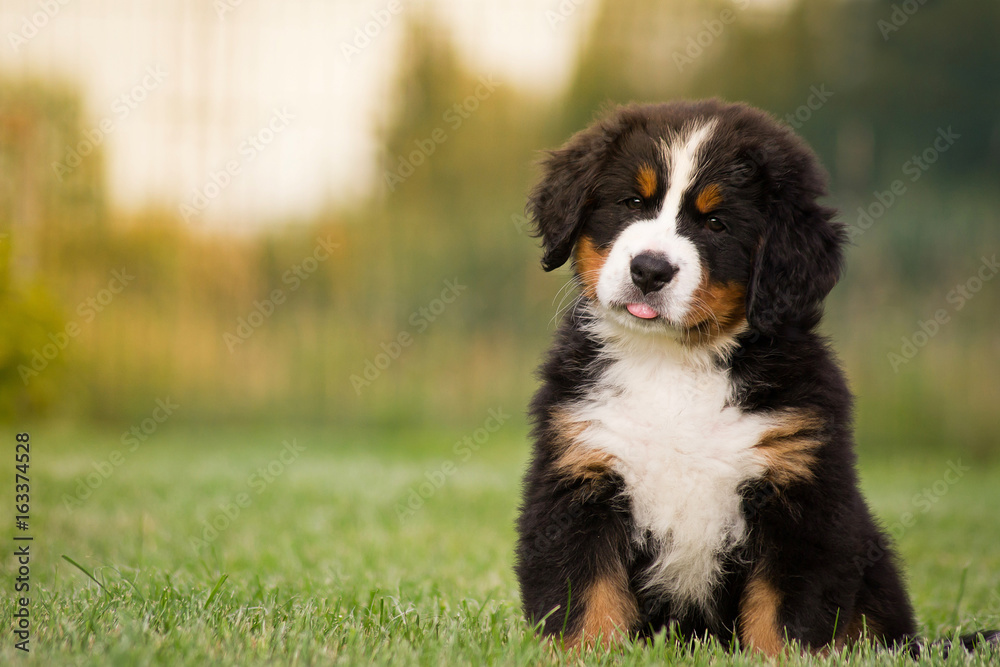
[566,335,775,614]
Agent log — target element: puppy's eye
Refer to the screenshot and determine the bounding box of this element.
[706,217,727,233]
[622,197,643,210]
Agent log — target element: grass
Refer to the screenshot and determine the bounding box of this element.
[2,421,999,665]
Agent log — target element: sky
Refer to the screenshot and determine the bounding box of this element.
[0,0,599,231]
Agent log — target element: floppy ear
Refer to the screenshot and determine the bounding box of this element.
[746,201,846,335]
[527,123,614,271]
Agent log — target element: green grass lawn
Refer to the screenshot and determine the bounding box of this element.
[2,421,999,665]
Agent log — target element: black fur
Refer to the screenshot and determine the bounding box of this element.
[515,100,996,654]
[528,117,618,271]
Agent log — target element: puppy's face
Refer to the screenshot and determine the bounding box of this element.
[529,100,845,345]
[574,118,759,341]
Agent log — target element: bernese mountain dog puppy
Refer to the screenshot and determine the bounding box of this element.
[515,99,996,655]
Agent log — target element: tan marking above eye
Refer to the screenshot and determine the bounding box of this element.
[695,183,723,214]
[636,164,657,199]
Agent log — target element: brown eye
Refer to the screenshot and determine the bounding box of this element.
[706,216,726,233]
[624,197,643,210]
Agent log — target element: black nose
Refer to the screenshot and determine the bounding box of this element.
[630,253,677,295]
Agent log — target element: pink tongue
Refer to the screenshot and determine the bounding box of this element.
[626,303,658,319]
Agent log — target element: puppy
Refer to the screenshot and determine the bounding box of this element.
[515,99,995,654]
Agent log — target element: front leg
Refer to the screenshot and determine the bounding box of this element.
[737,499,917,655]
[737,554,893,656]
[737,563,788,655]
[741,414,917,655]
[515,446,638,647]
[738,413,848,654]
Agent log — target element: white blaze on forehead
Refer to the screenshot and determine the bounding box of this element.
[659,121,716,231]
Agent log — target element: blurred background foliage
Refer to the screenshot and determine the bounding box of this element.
[0,0,997,456]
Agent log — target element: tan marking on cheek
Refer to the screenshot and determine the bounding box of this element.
[755,410,824,486]
[695,183,723,214]
[683,269,747,340]
[738,569,785,656]
[566,567,638,649]
[636,163,657,199]
[574,236,608,301]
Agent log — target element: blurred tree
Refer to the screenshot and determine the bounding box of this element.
[0,79,111,417]
[853,0,1000,183]
[0,80,108,283]
[0,2,995,441]
[375,13,547,331]
[0,241,67,418]
[557,0,1000,191]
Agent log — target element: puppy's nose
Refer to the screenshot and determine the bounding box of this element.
[630,253,677,295]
